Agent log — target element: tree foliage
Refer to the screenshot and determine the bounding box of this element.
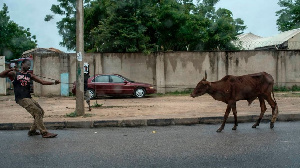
[276,0,300,32]
[0,4,37,60]
[46,0,246,52]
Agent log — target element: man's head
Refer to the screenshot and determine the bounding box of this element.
[21,59,31,72]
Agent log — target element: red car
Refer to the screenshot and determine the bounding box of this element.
[72,74,156,98]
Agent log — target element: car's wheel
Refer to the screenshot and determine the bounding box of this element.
[88,89,95,99]
[134,88,146,98]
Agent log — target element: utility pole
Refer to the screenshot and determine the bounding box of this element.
[75,0,84,116]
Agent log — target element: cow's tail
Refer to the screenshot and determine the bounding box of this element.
[272,87,277,104]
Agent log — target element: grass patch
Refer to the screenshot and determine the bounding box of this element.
[154,85,300,96]
[154,89,193,97]
[83,113,95,118]
[66,111,95,118]
[66,111,77,117]
[102,105,125,108]
[91,102,103,108]
[274,85,300,92]
[153,86,300,97]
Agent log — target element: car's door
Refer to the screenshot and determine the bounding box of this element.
[109,75,134,95]
[92,75,110,96]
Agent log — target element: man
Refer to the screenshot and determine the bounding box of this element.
[0,59,60,138]
[84,71,91,111]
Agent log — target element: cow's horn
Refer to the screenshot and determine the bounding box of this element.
[204,71,207,80]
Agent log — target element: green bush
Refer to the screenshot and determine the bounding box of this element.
[91,102,103,108]
[66,111,94,118]
[274,85,300,92]
[291,85,300,91]
[166,89,193,95]
[66,111,77,117]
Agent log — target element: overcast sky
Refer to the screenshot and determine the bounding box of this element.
[215,0,282,37]
[1,0,282,53]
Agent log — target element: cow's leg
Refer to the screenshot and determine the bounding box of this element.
[265,94,278,129]
[252,97,267,128]
[232,102,238,130]
[217,104,232,132]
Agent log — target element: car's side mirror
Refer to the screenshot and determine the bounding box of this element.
[124,81,128,85]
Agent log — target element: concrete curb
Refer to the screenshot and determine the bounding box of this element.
[1,114,300,130]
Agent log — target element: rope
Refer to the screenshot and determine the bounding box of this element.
[32,72,300,86]
[32,73,73,84]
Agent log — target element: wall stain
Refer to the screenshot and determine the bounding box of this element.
[208,52,216,73]
[166,52,206,73]
[235,57,239,67]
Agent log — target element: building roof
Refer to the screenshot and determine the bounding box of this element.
[233,33,263,50]
[237,33,262,41]
[22,48,63,57]
[236,28,300,50]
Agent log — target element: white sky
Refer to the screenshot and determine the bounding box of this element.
[215,0,282,37]
[1,0,282,53]
[0,0,68,52]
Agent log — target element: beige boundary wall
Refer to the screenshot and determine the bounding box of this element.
[33,50,300,96]
[33,53,69,96]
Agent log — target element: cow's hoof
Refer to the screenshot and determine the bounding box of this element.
[270,122,274,129]
[252,124,258,128]
[216,129,222,132]
[232,126,237,130]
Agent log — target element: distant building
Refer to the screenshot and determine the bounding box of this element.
[22,48,63,58]
[234,28,300,50]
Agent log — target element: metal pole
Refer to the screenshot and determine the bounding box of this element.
[76,0,85,116]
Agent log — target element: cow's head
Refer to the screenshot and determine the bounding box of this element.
[191,71,211,98]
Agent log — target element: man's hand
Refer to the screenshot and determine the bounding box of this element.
[54,80,60,85]
[9,67,17,72]
[0,68,16,78]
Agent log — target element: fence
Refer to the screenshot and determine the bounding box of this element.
[32,50,300,96]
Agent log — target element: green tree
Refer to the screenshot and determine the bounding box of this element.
[276,0,300,32]
[0,4,37,60]
[45,0,110,52]
[91,0,154,53]
[195,0,246,50]
[204,8,246,50]
[45,0,77,51]
[46,0,245,52]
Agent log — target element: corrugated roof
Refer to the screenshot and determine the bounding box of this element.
[236,28,300,50]
[22,48,63,57]
[237,33,262,41]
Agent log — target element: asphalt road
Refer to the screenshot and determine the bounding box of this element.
[0,121,300,168]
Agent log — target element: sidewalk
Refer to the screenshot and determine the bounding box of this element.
[1,93,300,130]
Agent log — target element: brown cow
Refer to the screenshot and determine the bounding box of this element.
[191,72,278,132]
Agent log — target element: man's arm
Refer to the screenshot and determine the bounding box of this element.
[0,69,15,79]
[31,74,60,85]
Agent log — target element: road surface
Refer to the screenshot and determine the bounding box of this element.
[0,121,299,168]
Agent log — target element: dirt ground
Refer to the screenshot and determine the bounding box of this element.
[0,93,299,124]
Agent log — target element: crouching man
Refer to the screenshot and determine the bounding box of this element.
[0,59,60,138]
